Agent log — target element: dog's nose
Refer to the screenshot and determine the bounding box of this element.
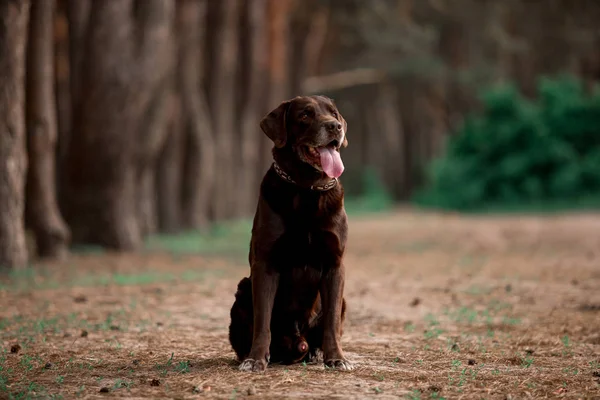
[324,120,342,132]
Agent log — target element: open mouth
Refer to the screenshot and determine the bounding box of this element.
[302,141,344,178]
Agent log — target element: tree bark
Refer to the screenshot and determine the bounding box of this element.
[137,79,175,236]
[53,0,71,184]
[156,95,184,233]
[0,0,30,269]
[66,0,89,108]
[25,0,71,259]
[376,83,406,200]
[236,0,267,216]
[135,4,175,236]
[55,0,89,185]
[288,0,313,95]
[62,0,174,250]
[288,0,329,95]
[205,0,240,221]
[260,0,293,174]
[177,0,215,230]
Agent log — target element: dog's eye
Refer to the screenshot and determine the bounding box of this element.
[300,113,309,120]
[332,111,339,119]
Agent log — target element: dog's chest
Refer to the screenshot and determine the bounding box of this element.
[286,261,322,287]
[273,225,339,272]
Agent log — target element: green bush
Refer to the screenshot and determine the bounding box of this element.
[414,76,600,211]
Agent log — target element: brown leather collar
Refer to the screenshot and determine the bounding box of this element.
[272,162,338,191]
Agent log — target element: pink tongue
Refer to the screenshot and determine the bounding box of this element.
[317,147,344,178]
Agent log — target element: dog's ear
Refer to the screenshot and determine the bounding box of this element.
[340,113,348,148]
[260,101,291,148]
[330,98,348,148]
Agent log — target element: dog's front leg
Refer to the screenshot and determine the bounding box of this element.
[320,264,353,371]
[239,263,279,373]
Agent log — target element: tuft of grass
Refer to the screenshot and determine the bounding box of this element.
[373,373,385,381]
[464,285,493,296]
[113,378,132,390]
[521,355,534,368]
[447,306,479,324]
[404,322,416,333]
[562,366,579,376]
[155,353,175,377]
[406,389,421,399]
[20,355,35,371]
[175,361,190,374]
[423,313,444,340]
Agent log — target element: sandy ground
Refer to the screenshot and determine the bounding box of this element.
[1,209,599,399]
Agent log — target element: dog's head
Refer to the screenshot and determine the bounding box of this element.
[260,95,348,179]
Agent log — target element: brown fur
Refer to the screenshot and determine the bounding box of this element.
[228,95,353,372]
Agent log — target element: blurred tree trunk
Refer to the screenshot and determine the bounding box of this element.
[137,79,175,236]
[0,0,30,269]
[57,0,90,182]
[62,0,174,250]
[66,0,89,109]
[333,87,363,197]
[237,0,267,216]
[261,0,293,173]
[178,0,215,230]
[580,38,600,92]
[136,8,175,236]
[156,96,184,233]
[53,0,70,185]
[289,0,330,94]
[376,83,406,199]
[437,14,469,136]
[288,0,313,95]
[204,0,240,221]
[25,0,71,259]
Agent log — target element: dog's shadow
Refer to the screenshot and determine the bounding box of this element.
[191,357,238,371]
[192,356,325,372]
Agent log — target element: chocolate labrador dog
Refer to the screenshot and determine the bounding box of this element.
[228,95,352,372]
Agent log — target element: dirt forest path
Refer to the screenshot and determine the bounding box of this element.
[1,209,599,399]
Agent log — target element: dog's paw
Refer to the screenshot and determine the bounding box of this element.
[238,358,268,373]
[324,358,354,371]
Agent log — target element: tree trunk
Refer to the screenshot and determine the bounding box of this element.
[376,83,405,200]
[156,93,184,233]
[261,0,293,174]
[53,0,71,188]
[288,0,312,95]
[288,0,329,95]
[62,0,174,250]
[137,80,175,236]
[0,0,30,270]
[136,7,175,237]
[205,0,240,221]
[236,0,267,216]
[66,0,89,108]
[57,0,89,182]
[25,0,71,259]
[178,0,215,230]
